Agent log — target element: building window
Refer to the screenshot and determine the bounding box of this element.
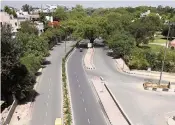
[0,22,2,27]
[15,22,17,26]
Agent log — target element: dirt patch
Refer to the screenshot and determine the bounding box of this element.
[143,82,169,89]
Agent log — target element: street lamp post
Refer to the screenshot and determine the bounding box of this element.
[64,28,67,55]
[158,22,174,85]
[60,25,67,55]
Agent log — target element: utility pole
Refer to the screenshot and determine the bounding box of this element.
[64,28,67,54]
[158,22,172,85]
[65,37,66,54]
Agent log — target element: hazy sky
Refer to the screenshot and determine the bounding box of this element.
[1,0,175,9]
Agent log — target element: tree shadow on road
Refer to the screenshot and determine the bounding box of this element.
[18,89,39,105]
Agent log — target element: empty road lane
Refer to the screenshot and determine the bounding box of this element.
[91,47,175,125]
[67,49,107,125]
[30,41,75,125]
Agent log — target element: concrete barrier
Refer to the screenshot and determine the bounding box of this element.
[2,97,18,125]
[104,84,133,125]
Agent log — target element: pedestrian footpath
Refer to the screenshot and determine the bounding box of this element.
[91,76,129,125]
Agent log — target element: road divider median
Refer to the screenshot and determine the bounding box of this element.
[61,41,80,125]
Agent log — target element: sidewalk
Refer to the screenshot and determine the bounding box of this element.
[9,68,43,125]
[91,76,129,125]
[84,48,95,69]
[9,103,32,125]
[115,58,175,83]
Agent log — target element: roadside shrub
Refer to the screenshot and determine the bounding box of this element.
[127,46,175,73]
[20,54,42,75]
[128,47,149,70]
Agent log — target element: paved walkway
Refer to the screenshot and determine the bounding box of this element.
[9,103,31,125]
[91,76,129,125]
[115,58,175,83]
[9,69,43,125]
[84,48,95,69]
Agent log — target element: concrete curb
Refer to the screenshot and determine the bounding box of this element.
[143,86,175,92]
[115,59,175,82]
[104,83,134,125]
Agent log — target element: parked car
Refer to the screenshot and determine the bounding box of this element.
[80,48,83,52]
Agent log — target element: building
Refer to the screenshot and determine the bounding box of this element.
[0,12,20,38]
[30,14,40,21]
[35,21,44,35]
[16,10,30,20]
[46,16,53,22]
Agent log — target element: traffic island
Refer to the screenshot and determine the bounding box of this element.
[83,48,95,70]
[143,82,175,92]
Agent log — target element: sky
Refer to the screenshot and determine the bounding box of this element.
[1,0,175,9]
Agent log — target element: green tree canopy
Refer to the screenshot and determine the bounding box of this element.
[129,14,162,46]
[107,31,135,58]
[4,6,17,18]
[22,4,33,14]
[53,7,68,21]
[1,24,36,103]
[73,16,102,43]
[20,21,38,35]
[69,5,87,20]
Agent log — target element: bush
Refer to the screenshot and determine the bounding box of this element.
[20,54,42,75]
[127,46,175,73]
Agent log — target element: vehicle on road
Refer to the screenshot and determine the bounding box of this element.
[55,118,62,125]
[80,48,83,52]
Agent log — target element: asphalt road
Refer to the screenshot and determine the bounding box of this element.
[90,47,175,125]
[67,49,107,125]
[30,41,75,125]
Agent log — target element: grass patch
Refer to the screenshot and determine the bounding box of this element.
[150,34,167,43]
[147,44,164,52]
[152,38,167,43]
[139,44,164,52]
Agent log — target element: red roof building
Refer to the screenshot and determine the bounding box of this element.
[48,21,60,28]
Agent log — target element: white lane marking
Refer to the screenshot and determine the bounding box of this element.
[77,79,79,82]
[82,98,84,102]
[49,89,51,92]
[88,119,90,124]
[80,91,82,94]
[85,108,87,112]
[76,75,78,78]
[48,95,50,98]
[78,84,80,88]
[46,112,47,116]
